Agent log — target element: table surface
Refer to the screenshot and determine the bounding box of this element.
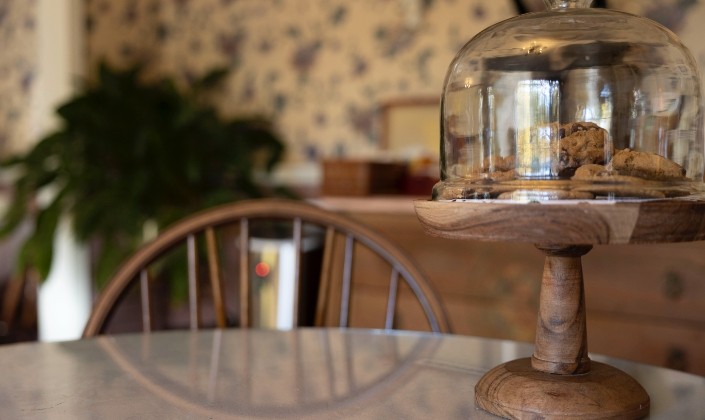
[1,328,704,419]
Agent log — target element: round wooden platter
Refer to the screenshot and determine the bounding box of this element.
[414,195,705,245]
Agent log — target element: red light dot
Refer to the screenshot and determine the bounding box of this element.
[255,262,270,277]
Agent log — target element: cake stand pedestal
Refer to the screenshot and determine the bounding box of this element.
[415,197,705,419]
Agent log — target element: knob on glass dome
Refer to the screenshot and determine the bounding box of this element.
[434,0,705,201]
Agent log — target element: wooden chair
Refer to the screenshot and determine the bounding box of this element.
[83,199,450,337]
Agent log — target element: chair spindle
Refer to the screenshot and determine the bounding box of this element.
[292,217,303,326]
[187,234,200,330]
[205,227,227,328]
[139,269,151,333]
[314,227,336,326]
[339,234,354,327]
[385,268,400,330]
[239,218,250,327]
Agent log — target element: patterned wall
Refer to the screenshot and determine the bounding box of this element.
[84,0,517,166]
[0,0,36,156]
[4,0,705,167]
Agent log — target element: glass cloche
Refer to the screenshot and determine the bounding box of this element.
[434,0,705,201]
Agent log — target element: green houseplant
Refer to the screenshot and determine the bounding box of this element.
[0,62,288,287]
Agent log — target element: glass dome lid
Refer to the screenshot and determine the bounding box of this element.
[435,0,705,201]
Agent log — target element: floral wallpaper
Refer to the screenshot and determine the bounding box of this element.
[4,0,705,168]
[0,0,36,156]
[84,0,517,166]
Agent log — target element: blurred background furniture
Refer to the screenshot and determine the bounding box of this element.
[315,196,705,376]
[83,199,450,337]
[2,328,703,419]
[0,219,36,344]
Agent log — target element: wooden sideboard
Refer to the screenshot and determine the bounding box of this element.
[314,196,705,376]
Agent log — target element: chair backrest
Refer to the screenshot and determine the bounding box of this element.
[83,199,450,337]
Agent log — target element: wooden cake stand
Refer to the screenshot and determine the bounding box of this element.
[415,196,705,419]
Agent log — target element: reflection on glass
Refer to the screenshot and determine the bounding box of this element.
[100,330,440,418]
[515,79,560,178]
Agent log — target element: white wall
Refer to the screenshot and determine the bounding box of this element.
[33,0,91,343]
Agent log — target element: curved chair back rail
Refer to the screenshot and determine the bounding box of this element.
[83,199,450,337]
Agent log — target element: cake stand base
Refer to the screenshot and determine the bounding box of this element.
[475,358,650,419]
[415,198,705,419]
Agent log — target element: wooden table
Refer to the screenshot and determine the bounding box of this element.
[1,328,703,419]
